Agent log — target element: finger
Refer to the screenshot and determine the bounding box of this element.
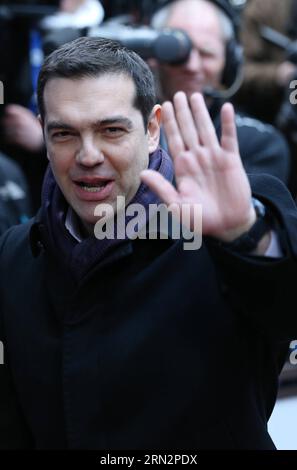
[173,91,200,149]
[140,169,180,206]
[190,93,219,148]
[162,101,185,160]
[220,103,239,154]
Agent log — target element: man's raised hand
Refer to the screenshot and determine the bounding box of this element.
[141,92,257,242]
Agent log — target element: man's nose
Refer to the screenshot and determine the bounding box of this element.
[184,48,202,72]
[76,137,104,167]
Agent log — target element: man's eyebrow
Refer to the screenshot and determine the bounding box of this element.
[46,121,74,133]
[98,117,133,129]
[46,117,134,132]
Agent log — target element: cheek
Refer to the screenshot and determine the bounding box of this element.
[109,151,131,174]
[204,59,224,79]
[109,139,145,172]
[110,141,148,184]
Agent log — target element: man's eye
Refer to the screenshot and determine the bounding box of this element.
[104,127,125,135]
[200,51,211,58]
[199,48,215,59]
[52,131,72,139]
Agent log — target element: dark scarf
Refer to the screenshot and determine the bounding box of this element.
[41,147,174,281]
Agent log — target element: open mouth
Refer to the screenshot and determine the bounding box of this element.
[75,181,110,193]
[72,177,115,201]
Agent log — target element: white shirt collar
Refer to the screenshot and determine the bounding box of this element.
[65,207,83,242]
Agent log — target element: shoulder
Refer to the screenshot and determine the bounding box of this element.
[235,114,286,141]
[0,218,35,266]
[0,153,26,182]
[234,113,290,181]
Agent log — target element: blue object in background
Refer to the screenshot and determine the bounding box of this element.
[29,29,44,114]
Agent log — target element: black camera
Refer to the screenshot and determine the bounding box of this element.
[42,23,192,65]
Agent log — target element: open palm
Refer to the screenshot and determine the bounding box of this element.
[141,92,256,242]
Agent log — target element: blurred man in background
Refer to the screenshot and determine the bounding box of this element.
[151,0,291,185]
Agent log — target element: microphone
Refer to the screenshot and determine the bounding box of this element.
[202,64,244,101]
[260,25,297,63]
[43,28,82,56]
[0,4,58,20]
[203,48,244,101]
[260,26,291,50]
[88,25,192,65]
[43,25,192,65]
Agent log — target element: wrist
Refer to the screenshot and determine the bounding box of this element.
[212,198,272,254]
[216,204,257,243]
[250,230,272,255]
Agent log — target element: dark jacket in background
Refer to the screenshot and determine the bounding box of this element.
[161,107,291,185]
[0,172,297,449]
[214,109,291,183]
[0,152,31,235]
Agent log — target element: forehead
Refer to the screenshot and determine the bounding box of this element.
[43,73,138,124]
[167,0,223,44]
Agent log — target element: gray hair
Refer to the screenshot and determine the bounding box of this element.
[151,0,235,42]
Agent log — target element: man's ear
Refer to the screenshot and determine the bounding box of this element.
[147,104,161,153]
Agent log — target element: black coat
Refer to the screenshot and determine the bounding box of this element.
[0,174,297,449]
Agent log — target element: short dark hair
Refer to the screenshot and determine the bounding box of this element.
[37,36,157,128]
